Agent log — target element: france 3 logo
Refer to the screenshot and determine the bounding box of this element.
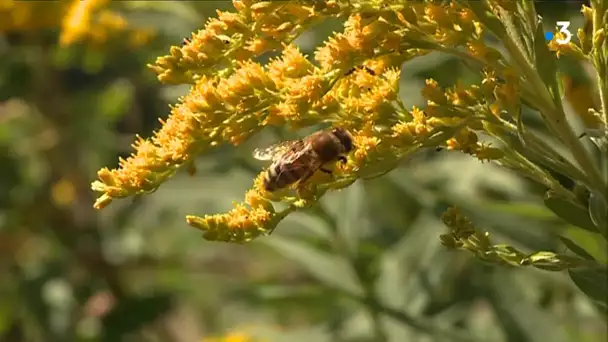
[545,21,572,45]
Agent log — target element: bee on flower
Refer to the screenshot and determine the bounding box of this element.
[253,127,354,193]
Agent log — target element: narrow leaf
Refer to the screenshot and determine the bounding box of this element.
[532,18,561,106]
[466,2,507,38]
[589,190,608,238]
[498,6,532,63]
[559,236,596,260]
[579,128,608,151]
[568,267,608,314]
[563,227,608,263]
[544,191,598,233]
[479,201,555,221]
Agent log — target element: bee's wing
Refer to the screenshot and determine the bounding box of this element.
[252,139,304,162]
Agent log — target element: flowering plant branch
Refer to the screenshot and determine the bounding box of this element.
[91,0,607,274]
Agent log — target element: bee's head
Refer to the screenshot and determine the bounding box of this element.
[331,127,354,153]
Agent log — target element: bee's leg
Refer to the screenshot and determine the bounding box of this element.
[295,171,316,197]
[319,167,332,174]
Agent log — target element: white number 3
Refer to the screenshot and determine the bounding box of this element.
[556,21,572,44]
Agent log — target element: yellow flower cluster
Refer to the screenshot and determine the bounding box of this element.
[60,0,154,47]
[0,0,67,32]
[203,331,262,342]
[149,0,342,85]
[0,0,154,48]
[92,0,604,243]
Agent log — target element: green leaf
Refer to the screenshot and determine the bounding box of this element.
[518,0,538,36]
[479,200,556,221]
[589,190,608,238]
[560,236,596,261]
[562,226,608,263]
[543,191,597,233]
[260,236,364,296]
[581,128,608,152]
[101,293,173,342]
[498,6,533,63]
[532,18,561,105]
[568,267,608,314]
[465,1,508,38]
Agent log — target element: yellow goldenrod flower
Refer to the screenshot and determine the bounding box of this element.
[203,331,260,342]
[93,0,606,243]
[59,0,155,48]
[548,32,586,60]
[466,39,502,65]
[51,178,76,208]
[150,0,343,85]
[0,1,67,32]
[562,75,603,129]
[60,0,107,46]
[0,0,154,48]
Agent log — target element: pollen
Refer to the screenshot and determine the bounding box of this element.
[422,79,448,105]
[267,45,313,80]
[353,135,381,162]
[187,203,274,243]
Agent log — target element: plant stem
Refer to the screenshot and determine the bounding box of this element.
[501,29,608,197]
[495,118,590,188]
[596,63,608,129]
[591,0,608,131]
[591,0,608,198]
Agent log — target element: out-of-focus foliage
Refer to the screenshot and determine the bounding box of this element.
[0,1,606,342]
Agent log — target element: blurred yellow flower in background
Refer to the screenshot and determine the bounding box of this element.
[60,0,155,47]
[203,331,263,342]
[51,178,76,208]
[0,0,154,48]
[0,0,67,32]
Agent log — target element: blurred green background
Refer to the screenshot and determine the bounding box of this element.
[0,1,606,341]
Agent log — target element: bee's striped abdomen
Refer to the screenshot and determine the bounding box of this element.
[263,151,315,192]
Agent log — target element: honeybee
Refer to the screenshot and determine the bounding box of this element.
[253,127,354,192]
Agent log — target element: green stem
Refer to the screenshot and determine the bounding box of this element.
[596,63,608,129]
[501,26,608,197]
[591,1,608,198]
[495,118,590,187]
[497,145,575,201]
